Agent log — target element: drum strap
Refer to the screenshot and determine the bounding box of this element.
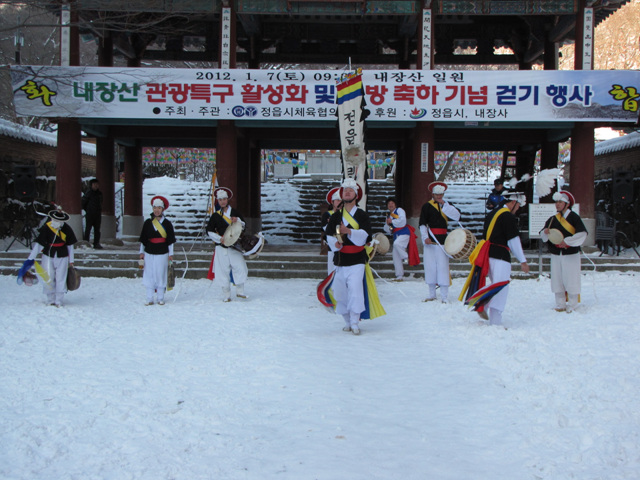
[152,218,167,238]
[554,213,576,235]
[47,222,67,242]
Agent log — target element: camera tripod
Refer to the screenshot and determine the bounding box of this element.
[5,201,41,252]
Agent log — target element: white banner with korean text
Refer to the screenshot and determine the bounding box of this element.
[10,66,640,122]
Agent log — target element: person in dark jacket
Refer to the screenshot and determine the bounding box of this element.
[486,178,507,210]
[82,178,103,249]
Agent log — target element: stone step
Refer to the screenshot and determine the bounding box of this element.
[3,246,640,280]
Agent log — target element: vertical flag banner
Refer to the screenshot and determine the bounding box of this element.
[336,69,369,209]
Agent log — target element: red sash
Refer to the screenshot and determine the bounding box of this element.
[392,226,420,266]
[50,242,65,247]
[407,225,420,266]
[207,252,215,280]
[430,228,447,235]
[341,245,365,254]
[149,237,167,244]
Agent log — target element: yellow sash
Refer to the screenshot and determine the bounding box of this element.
[342,209,360,230]
[487,207,508,240]
[459,207,509,301]
[218,209,232,225]
[429,200,448,223]
[47,222,66,242]
[467,207,508,265]
[390,209,399,219]
[555,213,576,235]
[152,218,167,238]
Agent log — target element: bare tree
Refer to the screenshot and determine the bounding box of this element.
[560,0,640,70]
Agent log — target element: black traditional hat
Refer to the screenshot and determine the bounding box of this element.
[48,209,70,222]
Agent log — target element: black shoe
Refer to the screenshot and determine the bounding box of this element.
[93,244,104,249]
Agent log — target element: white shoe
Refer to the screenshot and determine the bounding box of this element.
[223,297,231,303]
[342,326,351,332]
[441,298,448,304]
[422,297,436,303]
[392,278,403,282]
[554,306,566,312]
[157,300,165,305]
[351,327,360,335]
[236,294,248,299]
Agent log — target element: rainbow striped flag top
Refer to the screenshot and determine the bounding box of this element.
[336,74,363,105]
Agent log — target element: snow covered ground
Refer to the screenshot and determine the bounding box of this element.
[2,270,640,479]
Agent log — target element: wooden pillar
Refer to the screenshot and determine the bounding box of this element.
[408,122,434,222]
[55,3,82,237]
[98,34,113,67]
[539,141,559,203]
[95,34,116,242]
[248,145,262,233]
[122,144,143,241]
[217,3,242,221]
[570,0,596,244]
[402,3,435,227]
[570,123,595,243]
[515,147,536,203]
[235,130,250,217]
[217,120,238,197]
[219,2,237,69]
[95,136,117,241]
[543,38,558,71]
[55,121,82,237]
[69,8,79,65]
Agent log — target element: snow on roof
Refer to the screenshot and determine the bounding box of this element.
[0,118,96,156]
[595,131,640,156]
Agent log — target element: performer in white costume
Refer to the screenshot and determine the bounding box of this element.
[28,208,78,306]
[540,190,588,313]
[139,196,176,306]
[321,187,342,275]
[326,178,372,335]
[481,191,530,326]
[206,187,249,302]
[383,197,420,281]
[419,182,461,303]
